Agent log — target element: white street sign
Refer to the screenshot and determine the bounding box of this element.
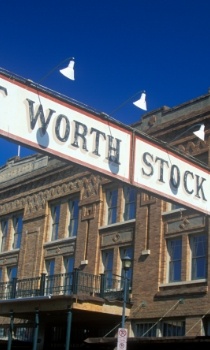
[1,68,210,214]
[0,71,132,183]
[117,328,128,350]
[134,136,210,215]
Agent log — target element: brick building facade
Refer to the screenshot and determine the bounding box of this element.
[0,90,210,349]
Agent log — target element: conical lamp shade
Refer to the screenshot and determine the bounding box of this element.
[59,59,75,80]
[133,92,147,111]
[193,124,205,141]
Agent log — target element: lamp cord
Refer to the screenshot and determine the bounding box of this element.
[38,57,74,84]
[33,57,74,109]
[110,90,143,116]
[170,123,203,142]
[103,301,145,338]
[140,298,183,337]
[185,306,210,335]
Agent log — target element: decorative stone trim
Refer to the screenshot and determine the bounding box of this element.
[0,174,102,216]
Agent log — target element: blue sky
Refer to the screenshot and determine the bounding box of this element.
[1,0,210,166]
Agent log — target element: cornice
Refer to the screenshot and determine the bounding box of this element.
[0,172,103,216]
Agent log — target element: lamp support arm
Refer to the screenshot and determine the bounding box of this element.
[171,123,203,142]
[110,90,143,116]
[38,57,74,84]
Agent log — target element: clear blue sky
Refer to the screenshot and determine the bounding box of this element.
[1,0,210,166]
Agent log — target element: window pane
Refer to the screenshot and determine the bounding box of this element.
[7,266,17,281]
[15,327,33,342]
[162,320,185,336]
[69,199,79,237]
[64,256,74,294]
[203,318,210,336]
[123,187,136,221]
[191,234,207,280]
[64,256,74,273]
[171,203,184,210]
[46,260,55,276]
[0,219,8,252]
[102,250,114,289]
[13,215,23,249]
[106,189,118,224]
[167,238,182,282]
[51,205,60,241]
[46,260,55,294]
[136,323,157,337]
[0,327,6,338]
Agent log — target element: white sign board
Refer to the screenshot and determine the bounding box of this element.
[117,328,128,350]
[134,136,210,215]
[0,73,132,183]
[0,68,210,214]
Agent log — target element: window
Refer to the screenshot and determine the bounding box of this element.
[12,215,23,249]
[64,256,74,274]
[106,189,118,225]
[46,259,55,276]
[15,327,33,342]
[46,259,55,294]
[167,238,182,282]
[0,219,8,252]
[46,326,66,347]
[162,320,185,336]
[68,199,79,237]
[171,203,184,210]
[136,323,157,337]
[0,327,6,339]
[0,268,3,299]
[51,204,60,241]
[203,318,210,336]
[102,249,114,289]
[135,320,185,337]
[190,234,207,280]
[63,256,74,294]
[120,246,133,288]
[7,266,17,281]
[123,186,136,221]
[6,266,17,299]
[166,202,184,212]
